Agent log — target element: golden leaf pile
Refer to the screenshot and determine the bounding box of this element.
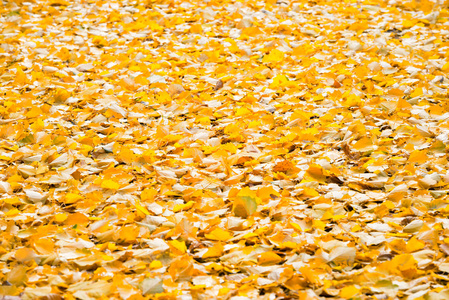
[1,0,449,299]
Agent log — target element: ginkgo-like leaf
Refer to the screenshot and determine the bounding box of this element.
[1,0,447,298]
[233,195,258,218]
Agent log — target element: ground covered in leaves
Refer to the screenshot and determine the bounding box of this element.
[1,0,449,299]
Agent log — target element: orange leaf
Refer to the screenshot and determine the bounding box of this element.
[141,188,157,202]
[258,251,283,265]
[203,242,224,258]
[353,137,374,152]
[34,238,55,255]
[15,248,36,262]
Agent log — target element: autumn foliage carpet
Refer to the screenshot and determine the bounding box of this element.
[1,0,449,299]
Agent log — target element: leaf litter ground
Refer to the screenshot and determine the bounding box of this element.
[1,0,449,299]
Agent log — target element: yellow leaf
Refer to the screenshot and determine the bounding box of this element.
[351,224,362,232]
[299,266,321,285]
[197,116,211,125]
[116,226,139,243]
[34,238,55,255]
[218,287,231,296]
[135,201,151,216]
[340,285,360,299]
[343,94,362,107]
[14,68,27,85]
[279,241,297,249]
[262,49,285,63]
[269,74,289,88]
[257,186,280,202]
[30,118,45,132]
[410,87,423,98]
[54,213,68,223]
[233,195,258,218]
[173,201,194,213]
[409,150,427,164]
[301,187,319,197]
[235,107,252,117]
[290,222,302,232]
[64,193,84,204]
[390,254,417,278]
[203,242,224,258]
[321,209,333,220]
[442,61,449,72]
[168,240,187,255]
[304,164,326,183]
[0,155,13,162]
[26,106,43,118]
[150,260,163,269]
[190,24,203,34]
[353,137,374,152]
[384,200,395,209]
[205,228,233,241]
[101,179,120,190]
[3,197,20,205]
[290,110,313,123]
[66,212,89,226]
[54,88,70,102]
[402,19,416,29]
[92,36,107,47]
[406,236,425,253]
[313,219,325,231]
[240,27,262,37]
[5,208,19,217]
